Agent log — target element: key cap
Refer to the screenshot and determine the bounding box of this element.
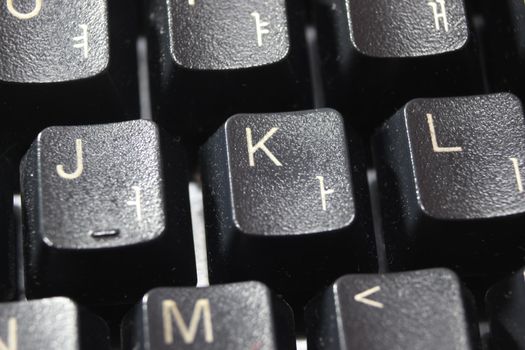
[0,0,139,133]
[313,0,483,132]
[0,297,110,349]
[147,0,312,144]
[305,269,481,350]
[201,109,377,312]
[20,120,196,303]
[122,282,296,350]
[486,268,525,350]
[0,162,16,301]
[373,93,525,279]
[484,0,525,102]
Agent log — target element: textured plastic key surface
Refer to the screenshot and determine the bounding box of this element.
[201,108,376,313]
[122,282,296,350]
[167,0,289,70]
[21,120,196,303]
[487,268,525,350]
[220,110,355,235]
[373,93,525,275]
[305,269,481,350]
[346,0,468,57]
[400,93,525,219]
[0,0,109,83]
[25,121,166,248]
[0,297,110,350]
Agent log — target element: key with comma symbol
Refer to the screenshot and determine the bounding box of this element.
[305,269,481,350]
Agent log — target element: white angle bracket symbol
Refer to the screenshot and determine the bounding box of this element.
[354,286,384,309]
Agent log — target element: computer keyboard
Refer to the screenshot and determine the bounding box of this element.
[1,0,525,349]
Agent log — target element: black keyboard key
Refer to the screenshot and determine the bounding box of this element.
[0,297,110,349]
[305,269,481,350]
[373,93,525,277]
[313,0,482,131]
[0,163,15,302]
[168,2,288,69]
[487,268,525,350]
[201,109,376,310]
[20,120,195,303]
[147,0,312,143]
[122,282,296,350]
[0,0,139,129]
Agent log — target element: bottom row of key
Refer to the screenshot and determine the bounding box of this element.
[0,269,523,349]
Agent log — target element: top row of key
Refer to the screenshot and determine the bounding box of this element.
[0,0,290,80]
[2,0,521,149]
[0,0,469,76]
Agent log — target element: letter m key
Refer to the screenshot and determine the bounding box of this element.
[162,299,214,345]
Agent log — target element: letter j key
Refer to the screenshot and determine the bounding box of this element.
[20,120,196,304]
[200,109,377,311]
[373,93,525,282]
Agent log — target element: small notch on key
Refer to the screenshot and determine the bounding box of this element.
[90,229,120,238]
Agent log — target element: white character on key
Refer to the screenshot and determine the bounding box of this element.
[426,113,462,153]
[510,157,524,193]
[246,127,282,167]
[6,0,42,20]
[126,186,143,221]
[0,317,17,350]
[56,139,84,180]
[317,176,335,211]
[354,286,384,309]
[163,299,214,344]
[428,0,449,32]
[251,11,270,47]
[72,24,89,58]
